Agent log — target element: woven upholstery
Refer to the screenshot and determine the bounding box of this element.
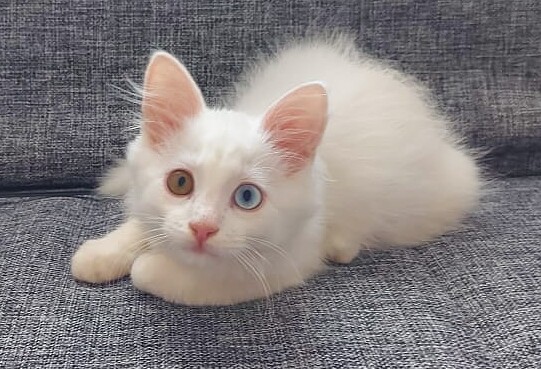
[1,1,540,367]
[1,177,540,367]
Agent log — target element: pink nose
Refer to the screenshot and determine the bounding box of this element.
[189,221,219,249]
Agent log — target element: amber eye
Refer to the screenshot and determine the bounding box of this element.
[166,169,194,196]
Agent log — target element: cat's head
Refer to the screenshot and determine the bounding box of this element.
[125,51,328,265]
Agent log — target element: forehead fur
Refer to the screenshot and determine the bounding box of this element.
[161,109,273,184]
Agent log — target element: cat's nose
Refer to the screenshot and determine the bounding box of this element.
[189,221,219,248]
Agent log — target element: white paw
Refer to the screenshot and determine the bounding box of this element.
[131,252,183,302]
[130,252,251,306]
[71,239,132,284]
[326,247,359,264]
[324,231,360,264]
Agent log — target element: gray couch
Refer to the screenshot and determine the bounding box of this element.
[1,1,540,367]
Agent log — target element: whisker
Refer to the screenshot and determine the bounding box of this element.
[236,252,271,300]
[239,249,276,316]
[244,246,271,266]
[244,236,303,282]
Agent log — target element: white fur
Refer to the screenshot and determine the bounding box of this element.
[72,38,480,305]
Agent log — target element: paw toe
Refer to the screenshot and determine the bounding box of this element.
[326,248,358,264]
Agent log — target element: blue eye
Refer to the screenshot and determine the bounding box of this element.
[234,184,263,210]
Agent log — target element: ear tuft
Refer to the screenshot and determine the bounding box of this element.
[263,82,328,174]
[142,51,205,147]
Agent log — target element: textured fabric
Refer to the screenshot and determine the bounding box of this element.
[0,177,539,367]
[0,0,540,190]
[1,2,540,367]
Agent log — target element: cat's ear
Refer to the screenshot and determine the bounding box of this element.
[141,51,205,147]
[262,82,328,174]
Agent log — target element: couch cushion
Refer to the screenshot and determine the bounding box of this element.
[0,177,539,367]
[0,0,540,190]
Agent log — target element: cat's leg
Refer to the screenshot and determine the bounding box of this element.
[323,225,361,264]
[130,250,188,303]
[71,218,144,283]
[130,251,260,305]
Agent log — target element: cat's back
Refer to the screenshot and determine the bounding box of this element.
[233,38,424,117]
[232,38,447,169]
[233,37,481,249]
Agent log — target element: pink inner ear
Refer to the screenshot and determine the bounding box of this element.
[263,82,328,173]
[142,52,205,147]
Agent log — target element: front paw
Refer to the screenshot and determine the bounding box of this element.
[130,252,182,302]
[324,231,359,264]
[325,247,359,264]
[131,252,231,305]
[71,239,132,284]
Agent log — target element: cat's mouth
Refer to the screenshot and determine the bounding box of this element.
[187,243,216,256]
[160,235,236,260]
[180,241,223,258]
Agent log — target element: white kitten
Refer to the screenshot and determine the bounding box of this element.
[71,38,480,305]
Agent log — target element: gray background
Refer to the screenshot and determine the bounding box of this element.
[1,0,540,191]
[0,1,540,367]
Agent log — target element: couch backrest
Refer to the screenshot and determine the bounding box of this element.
[1,0,539,191]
